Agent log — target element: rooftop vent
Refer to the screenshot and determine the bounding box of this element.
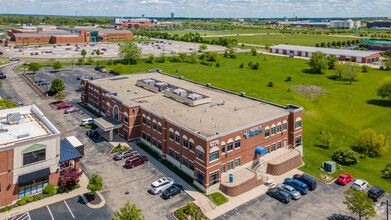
[17,132,30,139]
[7,112,21,125]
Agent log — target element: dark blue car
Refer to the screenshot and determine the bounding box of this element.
[293,174,317,191]
[284,178,308,195]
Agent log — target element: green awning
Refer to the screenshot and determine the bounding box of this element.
[23,144,46,153]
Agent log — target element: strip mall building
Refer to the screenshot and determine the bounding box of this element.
[81,71,303,193]
[270,44,380,63]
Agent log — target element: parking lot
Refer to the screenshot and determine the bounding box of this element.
[216,178,391,220]
[9,196,112,220]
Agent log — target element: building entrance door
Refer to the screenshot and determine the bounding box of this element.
[284,139,287,148]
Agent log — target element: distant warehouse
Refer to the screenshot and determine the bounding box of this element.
[360,39,391,51]
[269,44,380,63]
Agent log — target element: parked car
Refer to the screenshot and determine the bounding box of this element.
[352,179,368,191]
[81,118,94,126]
[149,177,175,194]
[64,107,80,114]
[284,178,308,195]
[10,57,20,61]
[113,150,138,160]
[293,174,317,191]
[367,186,385,201]
[25,61,31,65]
[77,75,94,80]
[266,188,291,204]
[125,155,148,168]
[35,79,49,86]
[162,184,184,199]
[30,52,35,56]
[336,173,353,185]
[95,66,102,71]
[86,129,98,138]
[276,183,301,200]
[99,68,107,73]
[34,52,39,55]
[58,103,73,109]
[0,73,6,79]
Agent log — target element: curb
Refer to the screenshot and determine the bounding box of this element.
[82,191,106,209]
[0,61,17,68]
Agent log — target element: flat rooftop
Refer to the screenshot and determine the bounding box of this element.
[271,44,379,57]
[0,105,60,148]
[90,72,291,137]
[13,32,79,38]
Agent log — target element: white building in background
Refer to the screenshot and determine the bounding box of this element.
[330,20,360,29]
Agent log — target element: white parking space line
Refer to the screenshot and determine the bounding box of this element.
[64,200,75,218]
[26,212,31,220]
[46,205,54,220]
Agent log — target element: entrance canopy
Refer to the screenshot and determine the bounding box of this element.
[255,146,267,155]
[18,168,50,184]
[94,116,122,132]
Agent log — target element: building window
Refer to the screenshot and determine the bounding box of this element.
[157,141,162,149]
[295,119,302,129]
[271,126,276,135]
[271,143,276,151]
[283,122,287,131]
[124,113,128,123]
[235,158,241,167]
[23,149,46,166]
[189,141,194,152]
[277,141,282,149]
[277,124,281,133]
[182,157,188,167]
[227,143,233,152]
[196,149,205,161]
[147,118,151,127]
[124,130,128,139]
[142,116,146,125]
[146,134,151,143]
[209,171,219,186]
[196,170,205,185]
[157,124,162,133]
[221,144,226,154]
[153,121,157,130]
[169,131,174,140]
[169,148,174,157]
[142,132,146,140]
[227,161,233,171]
[152,138,157,147]
[18,176,48,199]
[183,139,188,148]
[265,128,270,137]
[189,161,194,170]
[232,138,239,149]
[175,134,180,144]
[175,152,180,161]
[221,164,226,173]
[209,151,219,162]
[295,136,302,147]
[265,145,270,153]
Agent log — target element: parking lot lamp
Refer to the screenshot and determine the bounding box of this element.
[71,60,74,70]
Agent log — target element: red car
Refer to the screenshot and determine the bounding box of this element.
[336,173,353,185]
[125,155,148,168]
[58,104,73,109]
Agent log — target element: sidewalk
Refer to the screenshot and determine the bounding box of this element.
[0,173,89,220]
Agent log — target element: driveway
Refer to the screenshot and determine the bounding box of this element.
[216,179,391,220]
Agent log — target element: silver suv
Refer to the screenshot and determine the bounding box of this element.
[150,177,175,194]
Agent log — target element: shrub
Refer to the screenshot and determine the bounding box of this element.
[19,199,27,206]
[48,189,58,197]
[268,82,274,87]
[361,65,370,72]
[33,195,42,201]
[216,62,220,67]
[58,187,65,193]
[239,63,244,68]
[27,197,34,202]
[382,162,391,180]
[108,59,114,65]
[263,57,267,61]
[332,147,359,165]
[2,205,12,212]
[43,184,55,194]
[286,76,292,81]
[327,73,339,80]
[70,184,77,190]
[76,183,80,188]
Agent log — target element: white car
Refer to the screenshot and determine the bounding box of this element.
[276,183,301,200]
[352,179,368,191]
[149,177,175,194]
[81,118,94,126]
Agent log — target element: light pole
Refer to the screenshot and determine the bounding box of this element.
[71,60,74,70]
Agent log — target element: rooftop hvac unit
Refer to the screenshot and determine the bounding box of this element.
[17,132,30,139]
[143,79,155,85]
[173,88,187,97]
[154,82,168,91]
[187,93,202,100]
[7,112,21,125]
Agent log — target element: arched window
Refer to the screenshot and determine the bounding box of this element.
[271,124,276,136]
[209,146,219,162]
[157,122,162,133]
[169,128,174,140]
[295,117,302,129]
[146,116,151,127]
[227,138,233,151]
[142,114,146,125]
[152,119,157,131]
[124,112,129,123]
[182,135,188,148]
[221,141,226,154]
[265,126,270,138]
[283,120,288,131]
[106,102,110,113]
[189,138,195,151]
[277,122,282,133]
[175,131,180,144]
[113,105,119,120]
[196,145,205,161]
[235,136,241,149]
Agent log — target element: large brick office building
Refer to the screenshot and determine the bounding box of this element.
[81,71,303,192]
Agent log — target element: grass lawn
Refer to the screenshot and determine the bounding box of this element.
[205,34,361,47]
[161,29,280,37]
[0,61,11,66]
[95,53,391,192]
[206,192,228,206]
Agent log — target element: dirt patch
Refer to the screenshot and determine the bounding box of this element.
[84,192,102,205]
[51,101,66,108]
[292,85,329,101]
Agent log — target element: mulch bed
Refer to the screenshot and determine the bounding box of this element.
[51,101,66,108]
[84,192,102,205]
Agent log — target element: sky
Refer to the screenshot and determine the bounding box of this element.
[1,0,391,18]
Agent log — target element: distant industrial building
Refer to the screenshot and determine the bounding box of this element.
[330,20,360,29]
[112,18,182,29]
[269,44,380,63]
[360,39,391,51]
[367,20,391,28]
[275,19,360,29]
[61,27,133,42]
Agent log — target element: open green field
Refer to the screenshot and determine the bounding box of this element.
[205,34,361,47]
[0,61,11,66]
[161,29,281,37]
[95,53,391,192]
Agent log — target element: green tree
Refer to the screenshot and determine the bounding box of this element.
[159,54,167,63]
[87,174,103,194]
[112,64,125,75]
[147,54,155,64]
[383,58,391,70]
[377,79,391,99]
[0,99,19,110]
[81,49,87,58]
[50,78,65,94]
[361,65,370,72]
[264,45,270,50]
[332,147,359,165]
[52,61,63,72]
[87,57,94,64]
[317,130,333,149]
[382,162,391,180]
[28,62,41,74]
[308,51,328,73]
[335,63,345,78]
[251,47,257,56]
[96,49,100,56]
[119,41,142,64]
[344,62,360,84]
[53,91,66,102]
[357,128,388,158]
[113,201,145,220]
[344,188,376,220]
[199,44,208,52]
[326,55,339,69]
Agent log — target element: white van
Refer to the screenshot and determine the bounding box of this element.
[81,118,94,126]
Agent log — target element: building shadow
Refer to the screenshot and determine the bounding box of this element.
[366,99,391,107]
[327,213,354,220]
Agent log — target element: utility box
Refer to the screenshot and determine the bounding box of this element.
[323,161,336,172]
